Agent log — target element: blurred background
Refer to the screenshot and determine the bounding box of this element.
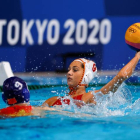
[0,0,139,73]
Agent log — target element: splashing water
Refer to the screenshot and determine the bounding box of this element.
[51,83,140,118]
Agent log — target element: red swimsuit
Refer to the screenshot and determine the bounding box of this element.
[0,105,33,117]
[52,94,83,106]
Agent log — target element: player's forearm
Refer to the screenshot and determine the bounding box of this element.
[118,55,139,80]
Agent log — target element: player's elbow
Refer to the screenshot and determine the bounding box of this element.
[118,71,131,81]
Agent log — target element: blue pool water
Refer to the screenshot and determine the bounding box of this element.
[1,75,140,140]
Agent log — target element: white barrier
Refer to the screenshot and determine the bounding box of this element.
[0,61,14,85]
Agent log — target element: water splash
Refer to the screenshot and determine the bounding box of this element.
[54,83,137,117]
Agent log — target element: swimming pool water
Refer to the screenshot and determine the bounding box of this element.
[1,76,140,140]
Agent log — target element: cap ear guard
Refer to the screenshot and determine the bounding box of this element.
[74,58,97,87]
[81,60,97,86]
[82,70,97,86]
[85,71,94,85]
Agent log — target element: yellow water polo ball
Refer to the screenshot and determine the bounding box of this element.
[125,23,140,50]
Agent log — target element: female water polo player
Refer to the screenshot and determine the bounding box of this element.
[0,76,56,117]
[42,52,140,107]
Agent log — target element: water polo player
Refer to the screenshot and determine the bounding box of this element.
[0,76,55,117]
[42,52,140,107]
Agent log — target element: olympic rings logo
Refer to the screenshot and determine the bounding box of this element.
[129,27,137,33]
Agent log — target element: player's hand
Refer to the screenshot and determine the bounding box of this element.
[73,100,85,108]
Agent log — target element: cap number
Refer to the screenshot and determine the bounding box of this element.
[15,81,23,90]
[92,64,96,72]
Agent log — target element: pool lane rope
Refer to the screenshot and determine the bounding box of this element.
[0,83,139,92]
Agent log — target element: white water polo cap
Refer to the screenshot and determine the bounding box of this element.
[74,58,97,87]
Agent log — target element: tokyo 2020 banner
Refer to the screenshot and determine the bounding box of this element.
[0,0,139,72]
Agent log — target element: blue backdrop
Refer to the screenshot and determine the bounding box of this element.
[0,0,139,72]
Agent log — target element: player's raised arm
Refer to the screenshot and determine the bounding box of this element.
[98,52,140,94]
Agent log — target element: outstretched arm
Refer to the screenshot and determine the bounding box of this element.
[97,52,140,94]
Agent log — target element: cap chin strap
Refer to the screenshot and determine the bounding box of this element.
[77,59,88,87]
[78,83,88,87]
[68,86,77,95]
[68,84,87,95]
